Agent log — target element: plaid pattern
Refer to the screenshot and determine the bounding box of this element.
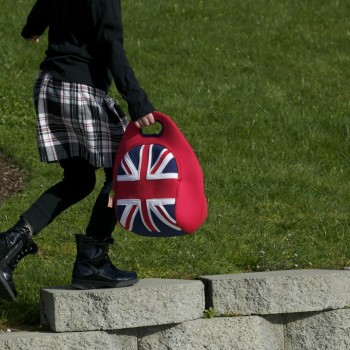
[33,71,128,168]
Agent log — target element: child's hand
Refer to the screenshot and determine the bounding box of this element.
[25,36,40,43]
[134,113,155,129]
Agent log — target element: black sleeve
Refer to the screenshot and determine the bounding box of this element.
[94,0,155,120]
[21,0,52,39]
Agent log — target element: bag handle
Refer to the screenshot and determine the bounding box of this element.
[127,111,178,139]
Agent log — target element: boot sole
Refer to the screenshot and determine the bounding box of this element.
[0,271,17,302]
[71,278,139,290]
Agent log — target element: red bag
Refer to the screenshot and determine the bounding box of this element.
[112,111,207,237]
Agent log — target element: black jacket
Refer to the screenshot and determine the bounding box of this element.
[21,0,154,120]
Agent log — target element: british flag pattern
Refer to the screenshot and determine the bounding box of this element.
[116,144,187,236]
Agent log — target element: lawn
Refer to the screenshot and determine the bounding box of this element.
[1,0,350,329]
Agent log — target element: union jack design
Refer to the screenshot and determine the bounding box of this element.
[116,144,186,236]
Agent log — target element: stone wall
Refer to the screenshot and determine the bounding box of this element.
[1,270,350,349]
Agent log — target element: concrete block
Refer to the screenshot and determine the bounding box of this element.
[40,278,205,332]
[285,309,350,350]
[138,316,284,350]
[201,270,350,315]
[0,331,129,350]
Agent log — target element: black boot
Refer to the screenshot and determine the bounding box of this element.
[0,218,38,301]
[71,234,138,289]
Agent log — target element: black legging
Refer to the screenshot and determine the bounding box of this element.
[22,157,116,240]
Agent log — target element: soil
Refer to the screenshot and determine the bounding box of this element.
[0,153,24,203]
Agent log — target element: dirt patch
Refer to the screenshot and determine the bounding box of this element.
[0,153,24,203]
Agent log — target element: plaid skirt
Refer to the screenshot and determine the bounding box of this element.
[33,71,128,168]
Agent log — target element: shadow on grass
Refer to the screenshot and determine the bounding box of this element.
[0,300,42,332]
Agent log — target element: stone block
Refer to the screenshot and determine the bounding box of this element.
[0,331,131,350]
[40,278,205,332]
[201,270,350,315]
[285,309,350,350]
[138,316,284,350]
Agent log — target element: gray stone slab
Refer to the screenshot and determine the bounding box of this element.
[201,269,350,315]
[138,316,284,350]
[285,309,350,350]
[0,331,130,350]
[40,278,205,332]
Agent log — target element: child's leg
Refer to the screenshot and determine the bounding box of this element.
[72,168,138,290]
[0,157,96,301]
[22,157,96,234]
[85,167,116,240]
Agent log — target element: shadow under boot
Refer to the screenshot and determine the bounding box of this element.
[0,218,38,301]
[71,234,138,290]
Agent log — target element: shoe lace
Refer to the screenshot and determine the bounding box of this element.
[9,241,38,270]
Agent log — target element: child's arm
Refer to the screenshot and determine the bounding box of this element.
[21,0,52,40]
[93,0,155,122]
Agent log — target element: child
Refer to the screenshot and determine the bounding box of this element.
[0,0,157,301]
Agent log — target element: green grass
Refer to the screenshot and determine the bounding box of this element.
[1,0,350,329]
